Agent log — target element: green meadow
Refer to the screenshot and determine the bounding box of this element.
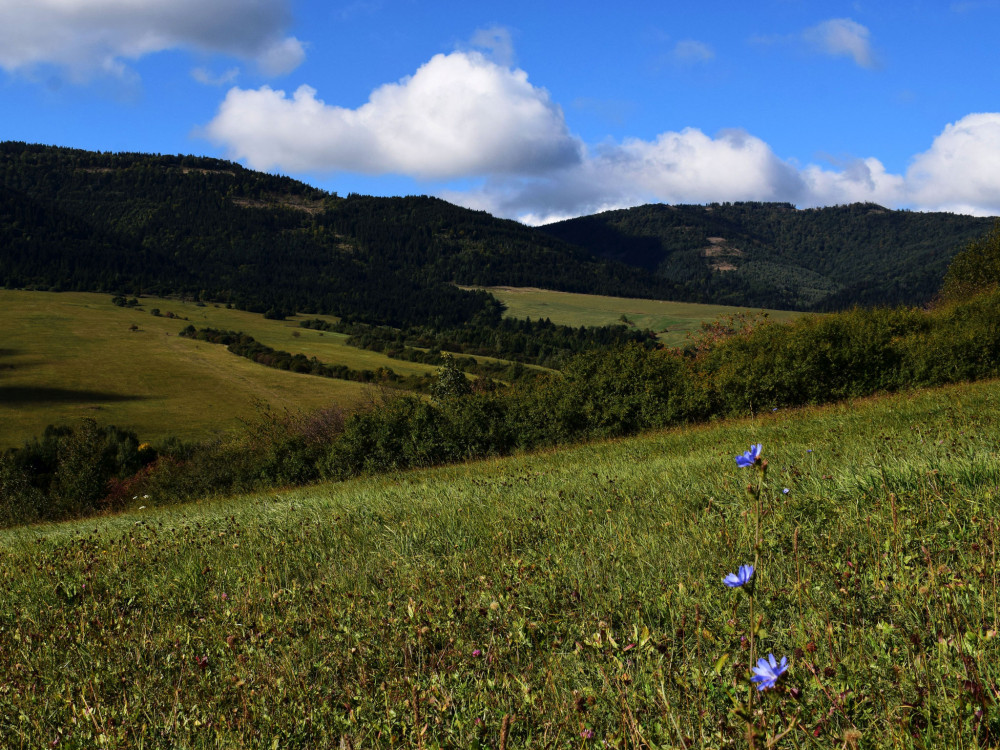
[0,289,800,448]
[2,378,998,748]
[0,291,440,449]
[480,286,804,347]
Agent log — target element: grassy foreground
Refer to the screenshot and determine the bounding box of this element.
[2,380,1000,748]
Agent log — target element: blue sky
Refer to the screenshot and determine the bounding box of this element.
[3,0,1000,223]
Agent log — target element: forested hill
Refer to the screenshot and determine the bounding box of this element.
[3,143,996,321]
[0,142,674,327]
[539,202,996,310]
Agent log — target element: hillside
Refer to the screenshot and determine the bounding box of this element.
[0,291,397,448]
[0,142,676,328]
[2,379,997,747]
[539,202,995,310]
[3,143,997,325]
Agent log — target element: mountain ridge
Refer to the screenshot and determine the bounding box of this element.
[538,201,996,309]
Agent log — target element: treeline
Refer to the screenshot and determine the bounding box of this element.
[541,201,995,310]
[7,287,1000,526]
[0,420,156,526]
[300,315,659,370]
[178,326,432,390]
[180,325,538,387]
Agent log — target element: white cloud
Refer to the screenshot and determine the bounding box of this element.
[905,113,1000,214]
[673,40,714,63]
[446,115,1000,224]
[201,46,1000,223]
[803,18,876,68]
[202,51,581,179]
[0,0,303,79]
[800,157,905,207]
[444,128,808,224]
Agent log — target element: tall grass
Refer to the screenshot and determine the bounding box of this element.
[1,380,998,748]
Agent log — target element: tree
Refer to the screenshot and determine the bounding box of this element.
[939,221,1000,303]
[430,353,471,402]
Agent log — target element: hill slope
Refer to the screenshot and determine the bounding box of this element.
[539,201,995,310]
[0,142,677,327]
[4,143,996,318]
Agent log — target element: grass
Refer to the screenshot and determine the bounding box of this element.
[2,378,999,748]
[0,291,440,449]
[478,286,805,347]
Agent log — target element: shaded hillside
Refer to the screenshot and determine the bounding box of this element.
[539,202,995,310]
[0,142,674,327]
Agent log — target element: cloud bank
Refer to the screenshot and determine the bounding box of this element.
[440,113,1000,224]
[0,0,303,79]
[203,48,1000,223]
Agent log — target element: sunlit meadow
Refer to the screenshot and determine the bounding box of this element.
[2,379,999,748]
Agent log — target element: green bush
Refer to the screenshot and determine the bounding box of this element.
[0,419,151,524]
[323,396,451,478]
[700,306,929,413]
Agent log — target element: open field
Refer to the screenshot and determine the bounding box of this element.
[2,378,998,748]
[479,286,804,347]
[0,291,440,448]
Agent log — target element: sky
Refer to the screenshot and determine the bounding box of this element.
[3,0,1000,225]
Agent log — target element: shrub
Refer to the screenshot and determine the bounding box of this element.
[939,221,1000,303]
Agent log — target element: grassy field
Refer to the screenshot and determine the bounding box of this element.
[2,378,998,748]
[0,291,441,449]
[1,289,803,448]
[480,286,804,347]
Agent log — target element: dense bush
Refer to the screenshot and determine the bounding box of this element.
[0,420,153,523]
[699,305,930,413]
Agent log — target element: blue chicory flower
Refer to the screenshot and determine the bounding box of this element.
[723,564,755,588]
[735,444,763,468]
[751,653,789,691]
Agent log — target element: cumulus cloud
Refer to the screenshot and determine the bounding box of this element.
[800,158,905,207]
[0,0,303,79]
[200,45,1000,223]
[257,36,306,77]
[803,18,876,68]
[202,51,581,179]
[905,113,1000,214]
[444,128,809,224]
[446,114,1000,224]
